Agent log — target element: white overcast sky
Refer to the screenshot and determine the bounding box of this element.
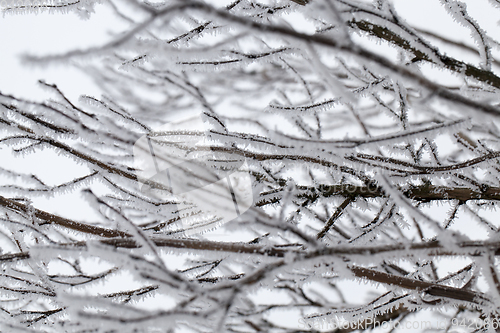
[0,0,498,326]
[0,0,498,101]
[0,0,498,232]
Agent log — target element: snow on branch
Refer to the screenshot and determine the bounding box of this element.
[1,0,500,332]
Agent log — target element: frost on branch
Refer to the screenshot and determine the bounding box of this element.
[2,0,103,18]
[1,0,500,332]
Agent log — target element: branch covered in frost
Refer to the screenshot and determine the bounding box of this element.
[2,0,500,331]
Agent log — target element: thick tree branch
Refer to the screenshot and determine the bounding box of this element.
[349,265,487,304]
[349,20,500,89]
[0,195,127,238]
